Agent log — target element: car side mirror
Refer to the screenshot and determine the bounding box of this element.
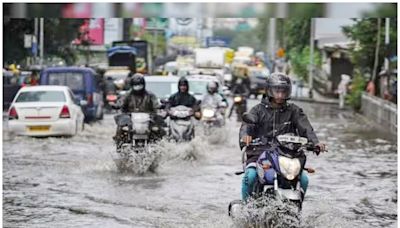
[80,100,88,106]
[242,112,257,124]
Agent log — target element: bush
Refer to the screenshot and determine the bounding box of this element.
[288,46,321,82]
[346,68,367,111]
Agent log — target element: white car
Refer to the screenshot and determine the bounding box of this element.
[7,85,85,137]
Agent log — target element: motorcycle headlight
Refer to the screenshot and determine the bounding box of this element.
[122,126,129,131]
[234,96,242,102]
[151,126,159,132]
[278,156,301,180]
[202,109,215,118]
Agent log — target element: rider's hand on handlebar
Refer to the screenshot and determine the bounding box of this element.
[315,143,327,155]
[241,135,252,146]
[194,111,202,119]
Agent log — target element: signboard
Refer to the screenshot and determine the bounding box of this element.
[104,18,123,45]
[88,19,104,45]
[24,34,32,48]
[206,37,231,47]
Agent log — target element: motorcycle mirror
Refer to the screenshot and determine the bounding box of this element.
[196,100,202,105]
[242,112,257,124]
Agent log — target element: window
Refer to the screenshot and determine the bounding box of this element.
[48,72,84,91]
[16,91,66,102]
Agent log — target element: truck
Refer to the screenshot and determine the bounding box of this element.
[194,48,225,69]
[112,40,153,75]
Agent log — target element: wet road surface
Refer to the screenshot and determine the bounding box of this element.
[3,99,397,227]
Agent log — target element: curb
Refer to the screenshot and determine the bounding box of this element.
[291,97,338,105]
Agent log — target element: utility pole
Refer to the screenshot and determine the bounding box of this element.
[34,18,38,64]
[384,18,390,71]
[39,18,44,66]
[384,18,390,94]
[268,18,276,70]
[308,18,315,99]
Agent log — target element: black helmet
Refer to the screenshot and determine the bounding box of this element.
[206,81,218,94]
[178,77,189,92]
[266,72,292,100]
[130,73,145,94]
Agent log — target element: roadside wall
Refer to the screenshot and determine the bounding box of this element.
[361,92,397,135]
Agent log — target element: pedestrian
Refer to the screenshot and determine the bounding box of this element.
[337,74,351,109]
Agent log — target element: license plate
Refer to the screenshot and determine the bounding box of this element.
[27,125,50,132]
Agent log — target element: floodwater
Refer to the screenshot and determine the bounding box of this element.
[3,99,397,227]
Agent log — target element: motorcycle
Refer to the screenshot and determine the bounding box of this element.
[201,104,225,135]
[228,94,247,122]
[229,113,321,227]
[168,105,195,142]
[113,112,161,174]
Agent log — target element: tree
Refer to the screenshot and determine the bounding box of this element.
[342,18,397,80]
[3,19,34,65]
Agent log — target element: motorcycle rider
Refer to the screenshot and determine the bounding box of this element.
[202,81,227,123]
[239,72,327,201]
[228,77,250,119]
[168,76,201,119]
[114,73,165,142]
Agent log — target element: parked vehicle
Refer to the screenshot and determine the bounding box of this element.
[7,85,85,137]
[39,67,104,121]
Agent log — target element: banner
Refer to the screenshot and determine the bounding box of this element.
[88,19,104,45]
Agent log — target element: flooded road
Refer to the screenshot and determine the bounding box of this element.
[3,99,397,227]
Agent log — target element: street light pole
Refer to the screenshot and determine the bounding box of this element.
[39,18,44,66]
[309,18,315,99]
[34,18,38,64]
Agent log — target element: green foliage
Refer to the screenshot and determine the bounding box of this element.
[140,31,167,56]
[288,46,321,82]
[346,68,367,111]
[362,3,397,18]
[3,19,34,65]
[342,18,397,79]
[3,18,82,66]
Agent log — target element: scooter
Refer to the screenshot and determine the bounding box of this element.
[168,105,195,142]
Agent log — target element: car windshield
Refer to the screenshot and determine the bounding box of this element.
[48,72,84,91]
[146,81,178,98]
[250,70,268,78]
[188,80,221,95]
[16,91,66,102]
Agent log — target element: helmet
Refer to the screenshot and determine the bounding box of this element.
[178,77,189,92]
[266,72,291,100]
[206,81,218,94]
[130,73,145,94]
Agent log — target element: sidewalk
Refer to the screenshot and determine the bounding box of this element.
[290,84,338,105]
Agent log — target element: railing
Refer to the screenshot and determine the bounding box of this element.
[361,92,397,135]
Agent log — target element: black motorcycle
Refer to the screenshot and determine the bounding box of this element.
[113,111,162,174]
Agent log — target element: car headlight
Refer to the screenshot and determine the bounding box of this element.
[278,156,301,180]
[202,109,215,118]
[233,96,242,102]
